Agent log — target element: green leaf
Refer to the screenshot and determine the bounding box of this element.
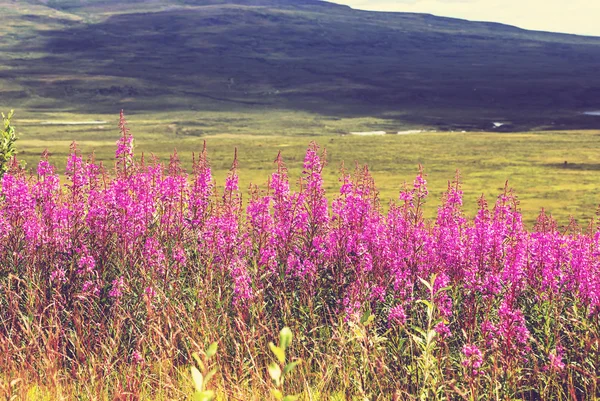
[360,309,375,326]
[418,276,433,291]
[411,325,427,338]
[204,367,217,385]
[416,299,434,309]
[282,396,299,401]
[191,366,203,392]
[270,389,284,400]
[268,362,282,383]
[192,352,205,372]
[269,342,286,364]
[411,334,425,346]
[426,329,437,344]
[279,327,293,350]
[206,342,218,359]
[360,309,371,325]
[193,390,215,401]
[436,285,452,295]
[283,359,302,375]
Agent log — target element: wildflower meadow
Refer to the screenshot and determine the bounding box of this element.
[1,112,599,400]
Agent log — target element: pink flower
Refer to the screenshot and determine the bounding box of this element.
[50,268,66,283]
[109,276,125,299]
[131,350,144,365]
[388,304,407,326]
[144,286,157,301]
[462,344,483,375]
[547,346,565,372]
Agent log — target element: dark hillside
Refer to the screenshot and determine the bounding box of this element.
[2,0,600,130]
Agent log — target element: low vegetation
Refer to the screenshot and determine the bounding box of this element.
[12,111,600,226]
[1,113,600,399]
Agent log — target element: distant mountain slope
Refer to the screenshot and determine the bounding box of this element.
[1,0,600,130]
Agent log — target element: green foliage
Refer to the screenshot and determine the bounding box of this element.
[408,275,447,401]
[190,342,219,401]
[0,110,17,177]
[268,327,302,400]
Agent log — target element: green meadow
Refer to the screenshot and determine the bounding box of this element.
[12,110,600,227]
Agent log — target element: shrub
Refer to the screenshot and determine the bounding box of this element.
[0,110,17,177]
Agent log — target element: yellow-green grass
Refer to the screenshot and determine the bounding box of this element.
[11,112,600,227]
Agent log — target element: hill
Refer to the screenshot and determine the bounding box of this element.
[1,0,600,131]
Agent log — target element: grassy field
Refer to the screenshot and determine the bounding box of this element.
[11,111,600,226]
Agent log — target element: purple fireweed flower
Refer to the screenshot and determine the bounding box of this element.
[246,189,277,272]
[230,257,253,306]
[526,210,569,299]
[388,304,407,326]
[398,188,414,204]
[433,175,467,282]
[78,254,96,275]
[302,142,329,233]
[131,350,144,365]
[172,245,187,271]
[434,273,452,320]
[481,320,498,349]
[66,142,87,193]
[50,267,66,283]
[269,152,310,274]
[35,152,60,203]
[413,166,429,200]
[158,151,189,238]
[115,110,134,173]
[8,114,600,360]
[492,299,531,360]
[2,170,41,245]
[547,345,565,372]
[143,237,166,275]
[109,276,125,299]
[188,142,214,228]
[82,280,102,297]
[370,285,386,302]
[145,286,157,300]
[225,174,239,193]
[462,344,484,375]
[224,150,240,195]
[435,322,452,339]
